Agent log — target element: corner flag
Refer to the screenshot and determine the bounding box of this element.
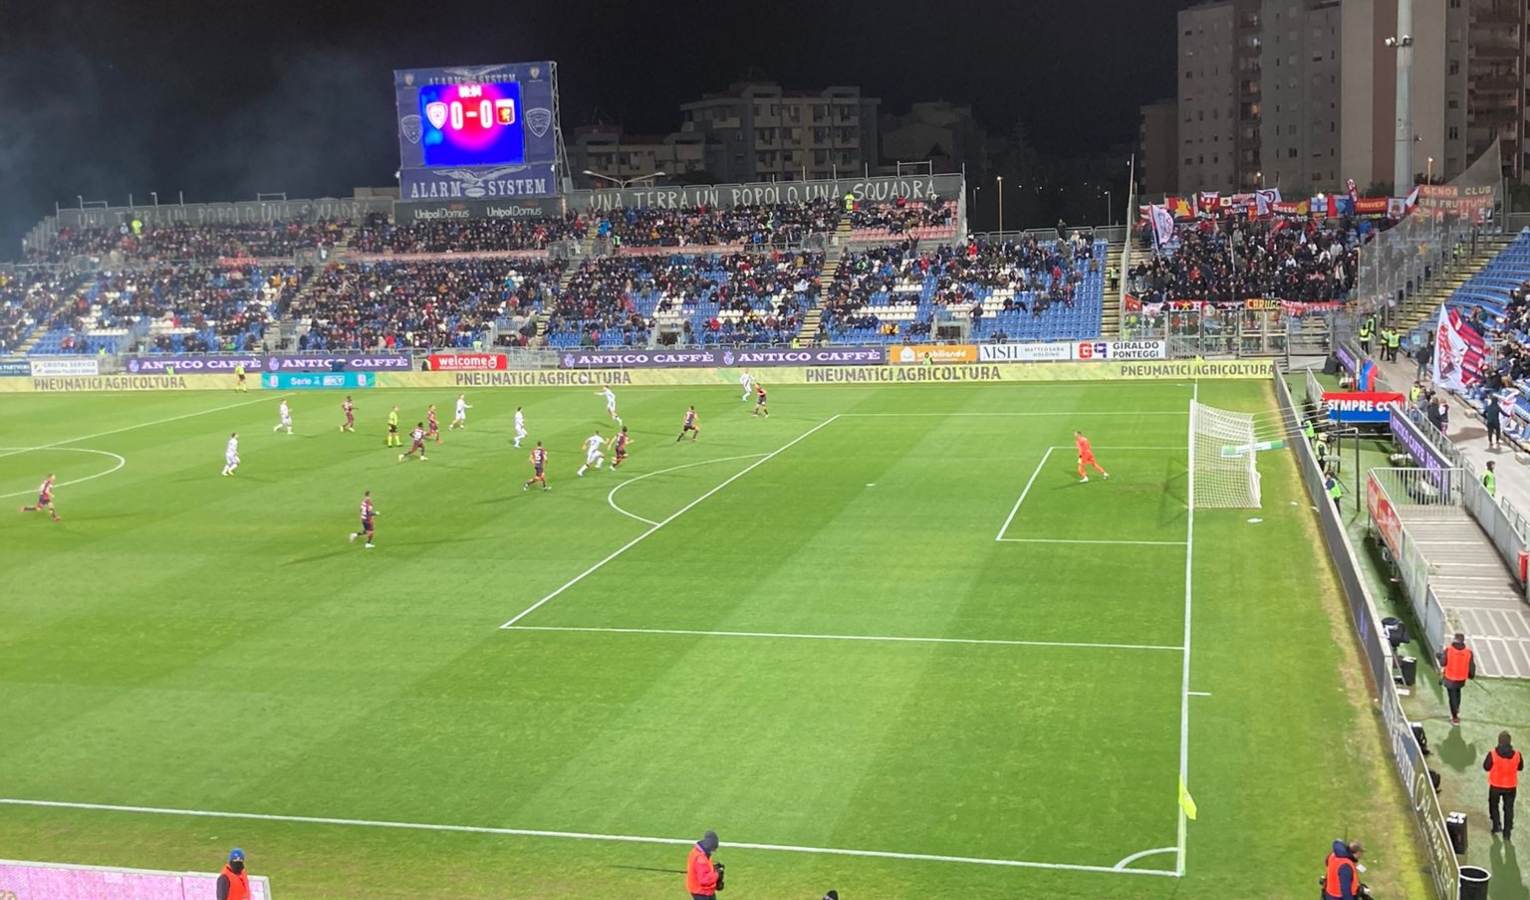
[1178,776,1198,820]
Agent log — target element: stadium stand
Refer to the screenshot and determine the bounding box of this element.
[820,234,1106,344]
[0,270,82,355]
[289,259,564,351]
[845,199,958,243]
[1129,218,1358,306]
[591,200,839,248]
[348,211,584,254]
[31,220,350,264]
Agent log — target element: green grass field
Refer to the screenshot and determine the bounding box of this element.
[0,380,1427,899]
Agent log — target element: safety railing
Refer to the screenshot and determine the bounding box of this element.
[1365,469,1457,655]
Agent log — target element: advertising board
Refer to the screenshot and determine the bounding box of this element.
[1073,340,1168,360]
[977,343,1073,363]
[0,358,30,376]
[429,353,508,371]
[127,354,412,374]
[30,357,100,377]
[886,344,979,365]
[558,347,884,369]
[262,372,375,390]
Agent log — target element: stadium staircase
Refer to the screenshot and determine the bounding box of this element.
[796,217,856,345]
[1100,237,1125,337]
[1392,233,1515,333]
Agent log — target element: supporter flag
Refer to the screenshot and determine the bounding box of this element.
[1346,178,1359,203]
[1432,306,1486,392]
[1254,189,1281,218]
[1149,204,1177,251]
[1169,196,1194,219]
[1404,185,1420,213]
[1358,358,1377,392]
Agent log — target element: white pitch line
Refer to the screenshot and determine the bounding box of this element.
[1114,846,1178,871]
[1176,388,1197,876]
[840,412,1189,418]
[504,625,1184,653]
[1188,691,1211,697]
[605,454,769,528]
[500,416,841,628]
[0,394,276,462]
[0,448,126,499]
[998,538,1187,547]
[995,447,1054,541]
[0,798,1176,877]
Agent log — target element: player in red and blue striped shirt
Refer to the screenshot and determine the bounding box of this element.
[19,474,59,521]
[677,405,700,442]
[349,491,377,548]
[524,442,550,491]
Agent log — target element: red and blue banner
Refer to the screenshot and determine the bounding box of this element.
[1323,391,1406,423]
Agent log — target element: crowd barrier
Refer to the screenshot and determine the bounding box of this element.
[1276,372,1460,900]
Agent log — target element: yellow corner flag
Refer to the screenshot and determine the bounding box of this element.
[1178,776,1198,820]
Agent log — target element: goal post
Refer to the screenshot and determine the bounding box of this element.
[1191,400,1262,509]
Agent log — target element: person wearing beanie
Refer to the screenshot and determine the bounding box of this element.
[216,848,249,900]
[1484,731,1522,840]
[686,830,721,900]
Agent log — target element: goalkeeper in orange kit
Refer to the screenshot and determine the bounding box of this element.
[1075,430,1109,483]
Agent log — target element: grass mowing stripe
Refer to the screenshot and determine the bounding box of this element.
[1176,391,1196,876]
[500,415,841,628]
[502,625,1185,652]
[995,446,1053,541]
[0,394,277,462]
[0,798,1179,876]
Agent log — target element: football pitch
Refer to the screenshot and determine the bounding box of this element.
[0,380,1426,900]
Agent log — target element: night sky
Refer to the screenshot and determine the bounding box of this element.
[0,0,1186,254]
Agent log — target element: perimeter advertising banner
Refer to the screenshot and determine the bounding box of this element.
[558,347,885,369]
[126,354,413,374]
[378,359,1275,390]
[429,353,508,371]
[978,343,1073,363]
[1074,340,1167,360]
[887,344,979,365]
[30,357,100,377]
[0,859,274,900]
[262,372,375,390]
[0,358,31,376]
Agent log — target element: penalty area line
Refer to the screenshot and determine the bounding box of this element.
[0,798,1177,877]
[501,415,841,628]
[504,625,1184,653]
[995,447,1053,541]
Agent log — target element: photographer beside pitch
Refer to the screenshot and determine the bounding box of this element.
[686,830,724,899]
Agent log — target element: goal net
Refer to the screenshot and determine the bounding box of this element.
[1190,400,1262,509]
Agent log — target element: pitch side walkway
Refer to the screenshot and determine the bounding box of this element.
[1377,354,1530,678]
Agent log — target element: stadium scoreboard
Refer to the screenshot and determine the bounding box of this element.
[395,62,561,201]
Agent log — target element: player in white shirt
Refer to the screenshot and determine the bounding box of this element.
[576,430,606,476]
[596,385,621,423]
[740,368,753,401]
[222,433,241,476]
[273,400,292,434]
[449,394,472,430]
[513,406,527,448]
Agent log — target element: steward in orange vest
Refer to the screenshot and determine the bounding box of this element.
[1322,839,1363,900]
[1484,731,1522,839]
[1437,632,1476,724]
[216,848,249,900]
[686,830,722,899]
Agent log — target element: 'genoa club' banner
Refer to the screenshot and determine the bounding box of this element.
[1432,306,1485,391]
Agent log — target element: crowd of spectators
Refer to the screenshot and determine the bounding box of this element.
[291,259,563,351]
[1130,219,1358,306]
[0,271,80,353]
[32,220,349,264]
[94,264,307,349]
[591,200,838,248]
[347,212,584,254]
[821,235,1095,336]
[846,199,956,235]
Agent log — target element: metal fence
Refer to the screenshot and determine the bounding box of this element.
[1370,466,1463,513]
[1273,373,1460,900]
[1367,468,1458,654]
[1355,139,1503,316]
